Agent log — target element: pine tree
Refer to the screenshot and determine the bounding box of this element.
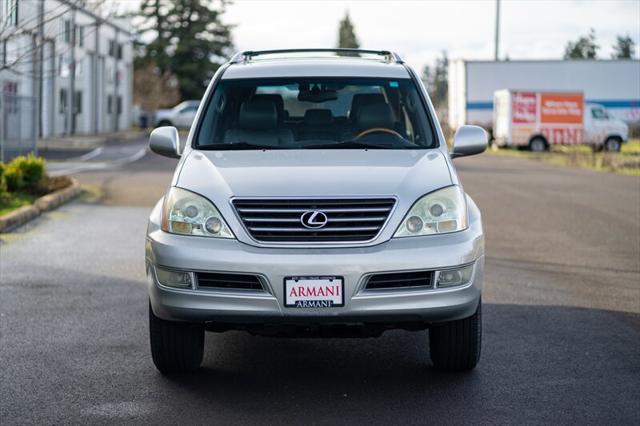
[135,0,233,101]
[564,29,599,59]
[337,12,359,55]
[136,0,172,72]
[611,35,636,59]
[168,0,234,100]
[421,51,448,112]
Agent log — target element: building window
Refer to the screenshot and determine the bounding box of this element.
[3,82,18,113]
[75,91,82,114]
[76,26,84,47]
[116,44,123,60]
[58,54,70,77]
[107,95,112,114]
[64,19,71,44]
[117,96,122,115]
[1,0,18,27]
[59,89,68,114]
[108,40,115,57]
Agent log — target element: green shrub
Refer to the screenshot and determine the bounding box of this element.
[4,162,24,191]
[0,162,6,194]
[11,154,45,191]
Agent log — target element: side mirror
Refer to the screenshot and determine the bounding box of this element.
[451,125,488,158]
[149,126,180,159]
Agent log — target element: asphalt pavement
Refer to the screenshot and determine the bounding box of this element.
[1,139,639,424]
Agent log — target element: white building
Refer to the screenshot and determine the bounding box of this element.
[448,59,640,130]
[0,0,134,139]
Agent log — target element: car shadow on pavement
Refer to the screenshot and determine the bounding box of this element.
[157,303,640,424]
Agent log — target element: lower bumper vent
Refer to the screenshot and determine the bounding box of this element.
[365,271,434,290]
[196,272,263,291]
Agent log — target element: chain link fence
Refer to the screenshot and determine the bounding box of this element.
[0,92,37,163]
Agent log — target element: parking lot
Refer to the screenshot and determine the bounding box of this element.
[1,141,638,424]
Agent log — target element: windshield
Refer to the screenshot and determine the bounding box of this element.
[195,77,437,150]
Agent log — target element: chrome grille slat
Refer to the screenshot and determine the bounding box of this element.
[248,226,380,233]
[237,207,392,214]
[233,198,396,243]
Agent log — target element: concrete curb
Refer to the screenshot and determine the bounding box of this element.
[0,178,83,233]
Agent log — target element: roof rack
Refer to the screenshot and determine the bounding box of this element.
[230,48,403,64]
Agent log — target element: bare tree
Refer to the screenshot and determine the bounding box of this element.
[133,60,180,111]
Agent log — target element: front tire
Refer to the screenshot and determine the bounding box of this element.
[603,137,621,152]
[149,303,204,373]
[429,302,482,371]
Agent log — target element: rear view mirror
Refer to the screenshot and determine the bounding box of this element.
[149,126,180,159]
[451,125,488,158]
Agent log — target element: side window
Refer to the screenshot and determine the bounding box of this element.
[591,108,607,120]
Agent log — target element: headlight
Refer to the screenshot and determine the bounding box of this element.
[161,187,234,238]
[394,186,468,237]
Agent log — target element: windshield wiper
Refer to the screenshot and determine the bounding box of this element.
[303,140,392,149]
[197,142,282,150]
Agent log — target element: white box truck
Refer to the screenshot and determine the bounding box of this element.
[493,90,629,152]
[448,60,640,130]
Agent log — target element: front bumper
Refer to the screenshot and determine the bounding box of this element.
[146,212,484,326]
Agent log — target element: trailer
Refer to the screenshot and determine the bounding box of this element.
[448,60,640,130]
[493,90,629,152]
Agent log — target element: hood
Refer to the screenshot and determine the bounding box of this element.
[176,149,453,201]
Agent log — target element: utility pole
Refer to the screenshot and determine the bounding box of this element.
[69,5,76,135]
[113,29,119,133]
[494,0,501,61]
[37,0,44,142]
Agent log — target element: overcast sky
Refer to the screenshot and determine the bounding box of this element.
[118,0,640,73]
[221,0,640,72]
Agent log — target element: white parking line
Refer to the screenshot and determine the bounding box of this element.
[69,147,104,162]
[48,147,148,177]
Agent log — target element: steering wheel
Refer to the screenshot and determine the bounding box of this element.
[354,127,403,140]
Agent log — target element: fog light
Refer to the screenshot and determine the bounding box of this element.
[155,266,192,288]
[437,264,473,288]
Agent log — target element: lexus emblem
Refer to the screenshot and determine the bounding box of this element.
[300,210,328,229]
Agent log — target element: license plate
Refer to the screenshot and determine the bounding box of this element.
[284,276,344,308]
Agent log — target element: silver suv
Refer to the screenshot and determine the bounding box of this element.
[146,49,488,373]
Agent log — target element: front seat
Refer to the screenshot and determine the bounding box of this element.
[251,94,288,123]
[298,109,336,141]
[224,99,294,147]
[354,100,397,136]
[349,93,387,122]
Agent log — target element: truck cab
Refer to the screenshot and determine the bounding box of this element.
[584,103,629,152]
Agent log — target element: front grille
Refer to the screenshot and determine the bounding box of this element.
[196,272,263,291]
[365,271,434,290]
[232,198,396,243]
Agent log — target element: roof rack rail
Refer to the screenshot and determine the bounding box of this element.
[230,48,403,64]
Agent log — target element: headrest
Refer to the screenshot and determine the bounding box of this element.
[238,99,278,130]
[252,94,284,110]
[349,93,386,120]
[304,109,333,126]
[355,101,395,131]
